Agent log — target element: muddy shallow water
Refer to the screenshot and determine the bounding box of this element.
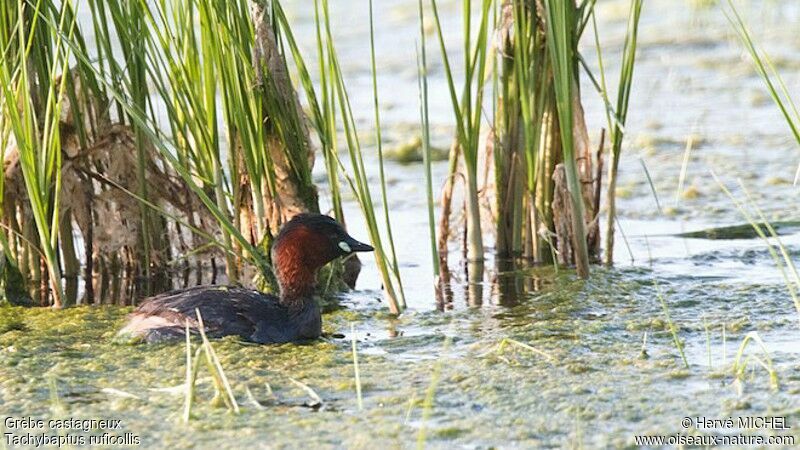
[3,0,800,448]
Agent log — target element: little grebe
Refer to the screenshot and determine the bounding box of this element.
[119,214,374,343]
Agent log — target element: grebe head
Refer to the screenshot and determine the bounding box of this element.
[270,214,373,305]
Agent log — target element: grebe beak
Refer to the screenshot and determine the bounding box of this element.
[340,235,374,253]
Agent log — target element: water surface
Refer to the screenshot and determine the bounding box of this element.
[3,0,800,448]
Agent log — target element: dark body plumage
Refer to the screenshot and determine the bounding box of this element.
[120,285,320,344]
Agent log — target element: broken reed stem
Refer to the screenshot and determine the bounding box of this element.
[182,321,203,422]
[195,309,239,414]
[437,141,462,289]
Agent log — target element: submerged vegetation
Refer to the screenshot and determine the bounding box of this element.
[3,264,800,447]
[2,0,800,446]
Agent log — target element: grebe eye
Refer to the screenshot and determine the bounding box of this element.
[338,241,352,253]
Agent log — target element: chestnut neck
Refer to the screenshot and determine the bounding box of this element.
[272,243,330,312]
[275,264,318,311]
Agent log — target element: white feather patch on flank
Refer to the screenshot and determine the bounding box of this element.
[119,314,181,335]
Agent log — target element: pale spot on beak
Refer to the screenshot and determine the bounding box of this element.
[338,241,352,253]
